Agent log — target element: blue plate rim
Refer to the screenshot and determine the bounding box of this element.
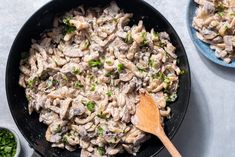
[186,0,235,68]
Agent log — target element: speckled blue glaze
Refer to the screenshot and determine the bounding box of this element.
[187,0,235,68]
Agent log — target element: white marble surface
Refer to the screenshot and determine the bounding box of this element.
[0,0,235,157]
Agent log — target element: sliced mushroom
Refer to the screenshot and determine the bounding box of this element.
[119,71,134,82]
[224,35,233,52]
[201,28,217,40]
[60,98,72,119]
[64,46,84,58]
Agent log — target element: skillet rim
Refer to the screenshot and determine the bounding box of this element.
[5,0,191,156]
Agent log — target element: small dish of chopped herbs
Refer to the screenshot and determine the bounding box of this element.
[0,127,20,157]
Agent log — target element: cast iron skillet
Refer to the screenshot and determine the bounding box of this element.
[6,0,191,156]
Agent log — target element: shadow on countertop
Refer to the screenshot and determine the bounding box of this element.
[19,144,26,157]
[159,72,212,157]
[198,50,235,82]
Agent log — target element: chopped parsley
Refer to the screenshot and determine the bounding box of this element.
[0,129,17,157]
[62,136,68,144]
[166,93,177,102]
[81,39,90,49]
[138,68,146,73]
[74,81,83,89]
[216,4,225,16]
[106,91,112,97]
[97,112,108,119]
[180,69,187,75]
[63,16,72,25]
[105,71,113,77]
[124,32,133,44]
[218,11,224,16]
[155,72,165,81]
[149,59,157,67]
[164,77,170,84]
[159,41,167,48]
[140,32,148,47]
[97,126,104,136]
[90,84,96,91]
[62,74,68,81]
[154,72,172,89]
[216,4,225,12]
[105,60,113,65]
[72,67,80,75]
[62,16,76,34]
[88,60,103,67]
[86,101,95,112]
[97,147,105,156]
[27,77,38,88]
[117,63,124,72]
[113,18,118,23]
[55,124,61,133]
[153,31,159,41]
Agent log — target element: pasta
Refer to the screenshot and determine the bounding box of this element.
[18,1,181,156]
[193,0,235,63]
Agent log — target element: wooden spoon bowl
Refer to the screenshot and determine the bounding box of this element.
[134,93,182,157]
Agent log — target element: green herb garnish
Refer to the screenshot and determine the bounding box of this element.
[137,66,146,72]
[218,11,224,16]
[106,91,112,97]
[63,16,76,34]
[158,72,165,80]
[166,93,177,102]
[62,136,68,144]
[117,63,124,72]
[153,31,159,41]
[164,77,170,84]
[72,67,80,75]
[0,129,17,157]
[27,77,38,88]
[105,60,112,65]
[216,4,225,16]
[216,4,225,12]
[90,84,96,91]
[81,39,90,49]
[86,101,95,112]
[97,147,105,156]
[63,16,72,25]
[105,72,113,77]
[113,18,118,23]
[88,60,103,67]
[180,69,187,75]
[97,126,104,136]
[74,81,83,89]
[55,124,61,133]
[97,112,108,119]
[159,42,167,48]
[140,32,148,47]
[149,59,157,67]
[124,32,133,44]
[64,26,76,34]
[62,74,68,81]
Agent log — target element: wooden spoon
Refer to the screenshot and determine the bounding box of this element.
[134,92,182,157]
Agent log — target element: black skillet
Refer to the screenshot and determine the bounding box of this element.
[5,0,191,156]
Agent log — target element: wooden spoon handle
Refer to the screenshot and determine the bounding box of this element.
[156,130,182,157]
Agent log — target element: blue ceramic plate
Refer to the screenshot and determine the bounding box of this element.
[187,0,235,67]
